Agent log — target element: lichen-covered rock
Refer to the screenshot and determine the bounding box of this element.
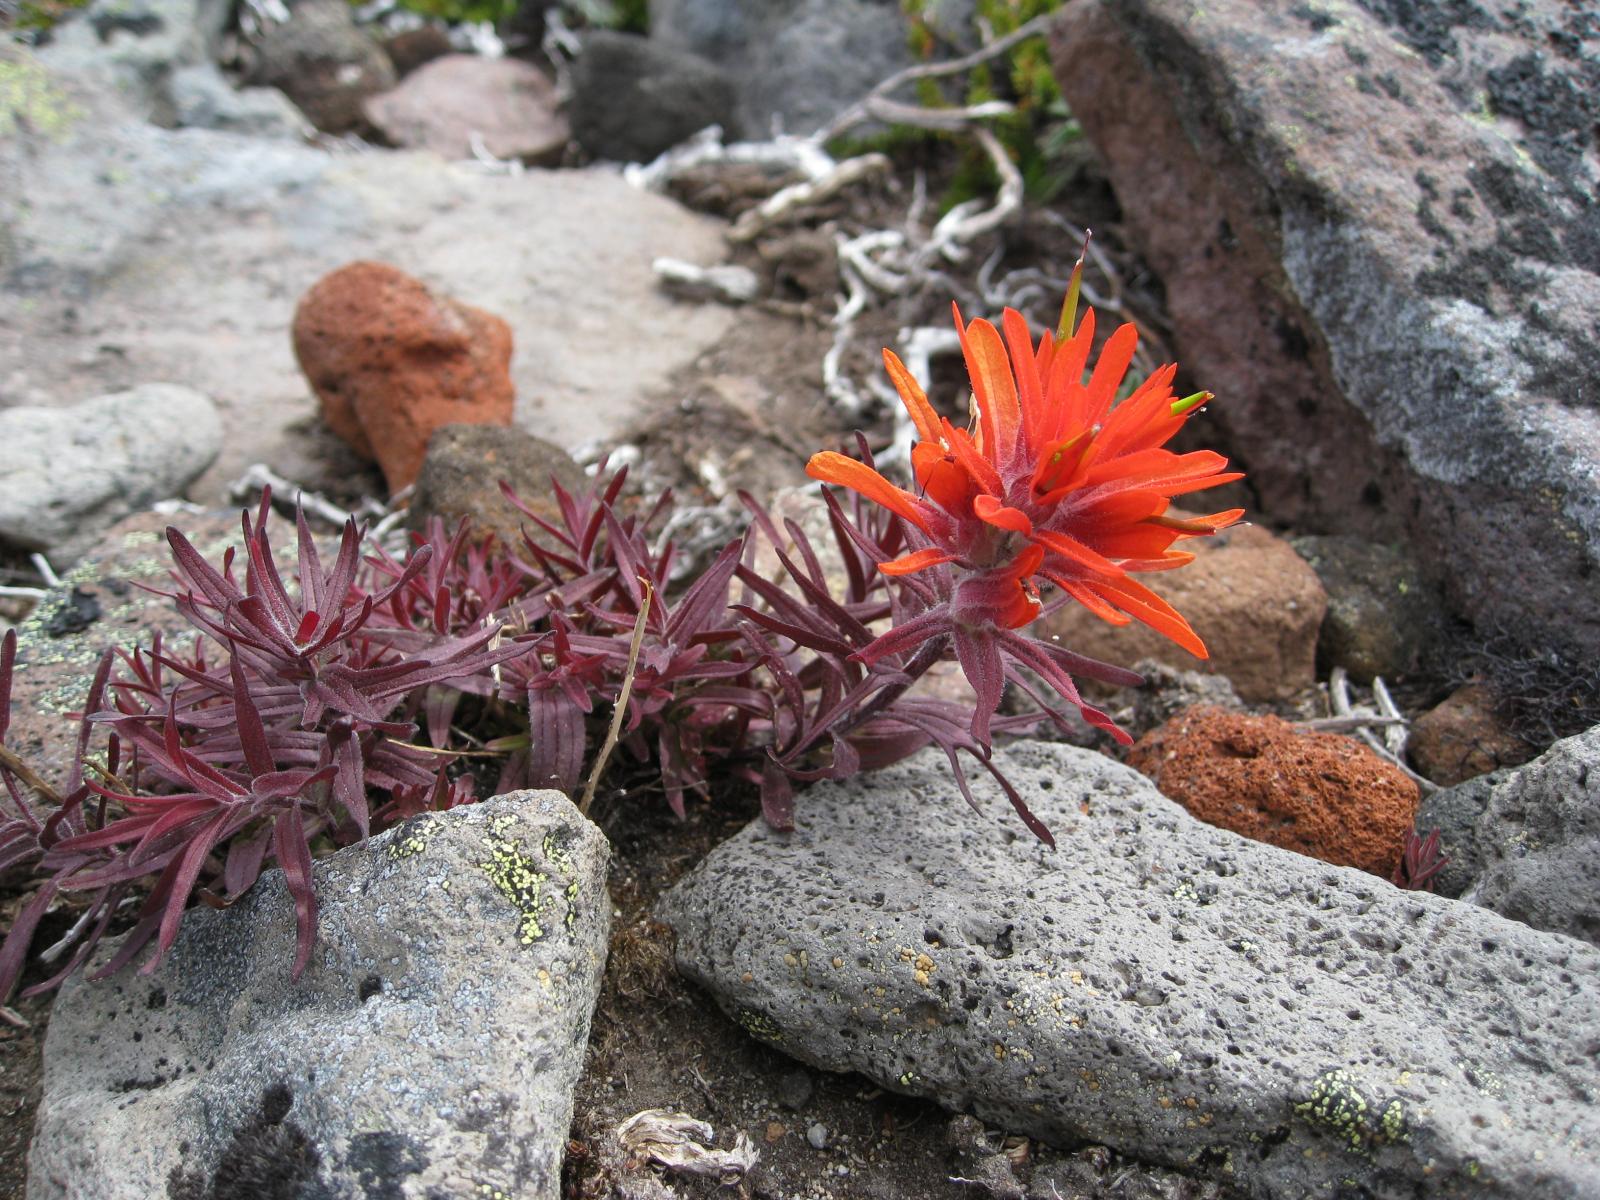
[1289,535,1442,682]
[1037,522,1325,703]
[292,261,516,494]
[1459,725,1600,945]
[29,791,610,1200]
[1126,707,1419,877]
[409,423,586,549]
[1048,0,1600,670]
[1408,682,1536,786]
[0,385,221,556]
[658,741,1600,1200]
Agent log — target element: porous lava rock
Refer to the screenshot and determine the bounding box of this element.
[292,261,515,494]
[1126,706,1419,877]
[1037,521,1325,703]
[1407,682,1536,786]
[659,740,1600,1200]
[1048,0,1600,669]
[30,791,610,1199]
[409,423,586,549]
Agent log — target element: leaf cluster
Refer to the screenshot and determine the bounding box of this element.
[0,462,1091,998]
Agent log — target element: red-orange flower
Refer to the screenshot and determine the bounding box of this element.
[806,283,1243,746]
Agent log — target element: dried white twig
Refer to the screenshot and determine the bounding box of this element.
[652,258,761,305]
[729,153,893,243]
[29,554,60,590]
[1329,668,1437,794]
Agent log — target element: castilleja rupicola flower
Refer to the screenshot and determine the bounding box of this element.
[806,267,1243,748]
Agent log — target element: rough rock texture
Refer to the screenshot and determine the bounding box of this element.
[569,30,738,163]
[292,261,516,494]
[167,63,311,138]
[1459,725,1600,946]
[1,512,302,796]
[1408,682,1536,786]
[409,423,586,548]
[245,0,395,133]
[1415,770,1507,900]
[649,0,914,135]
[0,385,222,555]
[1125,659,1243,739]
[1289,535,1441,682]
[0,48,734,503]
[659,741,1600,1200]
[32,0,233,123]
[1037,522,1325,703]
[364,54,569,163]
[1049,0,1600,666]
[1127,707,1419,878]
[30,790,611,1200]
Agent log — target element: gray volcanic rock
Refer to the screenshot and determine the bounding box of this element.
[1459,725,1600,945]
[649,0,914,136]
[1049,0,1600,666]
[659,741,1600,1199]
[30,790,611,1200]
[0,384,221,554]
[569,30,738,163]
[245,0,395,133]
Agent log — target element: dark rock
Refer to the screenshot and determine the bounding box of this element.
[378,23,452,77]
[1415,769,1506,900]
[650,0,915,135]
[1459,724,1600,945]
[775,1069,814,1111]
[30,790,611,1199]
[1408,682,1536,786]
[1049,0,1600,671]
[1126,658,1242,739]
[1290,534,1441,681]
[246,0,395,133]
[568,30,738,163]
[659,741,1600,1199]
[409,424,586,550]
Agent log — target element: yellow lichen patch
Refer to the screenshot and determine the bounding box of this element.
[386,821,434,861]
[0,58,83,140]
[736,1009,783,1043]
[1295,1069,1408,1156]
[478,816,549,946]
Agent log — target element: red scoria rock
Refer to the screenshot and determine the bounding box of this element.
[292,261,515,493]
[1126,706,1419,879]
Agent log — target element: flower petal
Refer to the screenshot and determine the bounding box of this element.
[878,548,959,576]
[1082,322,1140,427]
[1032,528,1125,577]
[973,494,1034,535]
[807,452,937,535]
[882,349,943,444]
[956,310,1021,460]
[1088,575,1208,657]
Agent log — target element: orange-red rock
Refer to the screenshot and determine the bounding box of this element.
[292,261,514,493]
[1126,706,1419,879]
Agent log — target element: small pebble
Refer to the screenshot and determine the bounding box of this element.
[806,1122,829,1150]
[777,1068,815,1110]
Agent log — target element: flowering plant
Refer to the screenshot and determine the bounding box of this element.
[0,274,1241,996]
[807,263,1242,752]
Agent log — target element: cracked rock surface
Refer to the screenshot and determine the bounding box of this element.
[29,791,610,1200]
[659,740,1600,1199]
